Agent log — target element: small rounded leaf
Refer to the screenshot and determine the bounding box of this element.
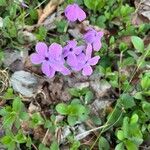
[56,103,68,115]
[117,130,125,141]
[131,36,144,53]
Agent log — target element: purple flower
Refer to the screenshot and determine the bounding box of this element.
[65,3,86,22]
[63,40,84,67]
[30,42,70,78]
[84,28,103,51]
[73,44,100,76]
[20,1,29,8]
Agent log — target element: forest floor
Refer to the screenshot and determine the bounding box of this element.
[0,0,150,150]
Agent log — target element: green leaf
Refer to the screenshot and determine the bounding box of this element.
[7,142,15,150]
[71,99,81,105]
[134,92,143,100]
[26,137,32,149]
[9,3,17,19]
[56,20,68,33]
[0,0,6,6]
[127,50,138,60]
[96,15,106,28]
[147,124,150,132]
[36,26,47,41]
[142,102,150,117]
[102,106,122,133]
[3,17,17,38]
[79,110,89,122]
[122,57,135,67]
[31,113,44,127]
[3,88,14,99]
[98,136,110,150]
[91,115,102,125]
[56,103,68,115]
[119,94,135,109]
[69,88,81,97]
[131,36,144,53]
[19,112,29,121]
[141,76,150,90]
[67,116,77,126]
[122,117,129,138]
[124,140,138,150]
[70,140,80,150]
[109,36,115,45]
[14,117,21,129]
[130,114,138,124]
[3,112,16,129]
[67,104,88,120]
[39,144,49,150]
[29,9,38,20]
[1,136,12,144]
[44,120,53,129]
[119,42,128,52]
[50,141,59,150]
[12,97,23,113]
[115,143,125,150]
[84,91,94,104]
[117,130,125,141]
[84,0,105,12]
[15,131,26,143]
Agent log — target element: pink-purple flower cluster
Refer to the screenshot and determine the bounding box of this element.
[30,3,103,78]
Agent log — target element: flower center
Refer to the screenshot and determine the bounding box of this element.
[70,48,73,52]
[45,57,49,61]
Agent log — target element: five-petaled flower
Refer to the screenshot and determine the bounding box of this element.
[84,28,103,51]
[63,40,84,67]
[73,44,100,76]
[65,3,86,22]
[30,42,70,78]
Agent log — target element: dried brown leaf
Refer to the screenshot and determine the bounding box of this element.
[38,0,64,24]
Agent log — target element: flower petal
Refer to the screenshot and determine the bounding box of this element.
[84,30,95,43]
[97,31,104,38]
[74,46,85,55]
[67,53,78,67]
[63,48,70,58]
[72,64,83,71]
[77,6,86,21]
[82,65,93,76]
[50,61,64,71]
[93,40,102,51]
[65,4,77,22]
[60,66,71,75]
[49,43,62,58]
[35,42,48,56]
[77,52,86,62]
[30,53,44,64]
[88,56,100,66]
[41,62,55,78]
[86,44,92,59]
[67,40,77,48]
[72,53,86,71]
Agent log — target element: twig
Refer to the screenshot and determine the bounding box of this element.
[89,110,123,150]
[75,124,108,140]
[42,129,50,145]
[32,143,39,150]
[118,51,123,95]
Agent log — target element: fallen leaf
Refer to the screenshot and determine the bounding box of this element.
[135,0,150,21]
[38,0,64,24]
